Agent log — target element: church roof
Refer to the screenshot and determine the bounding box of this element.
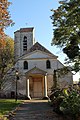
[25,42,58,58]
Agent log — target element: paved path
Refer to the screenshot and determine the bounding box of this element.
[9,100,63,120]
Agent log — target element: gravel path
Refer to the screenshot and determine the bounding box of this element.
[9,100,63,120]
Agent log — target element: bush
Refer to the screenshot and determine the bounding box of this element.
[50,88,64,114]
[50,88,63,101]
[50,86,80,119]
[60,88,80,120]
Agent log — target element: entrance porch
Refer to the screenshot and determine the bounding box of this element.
[25,67,48,100]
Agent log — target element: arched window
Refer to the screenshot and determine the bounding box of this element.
[24,61,28,69]
[23,36,27,51]
[46,60,51,69]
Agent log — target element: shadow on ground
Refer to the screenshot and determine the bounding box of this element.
[9,100,66,120]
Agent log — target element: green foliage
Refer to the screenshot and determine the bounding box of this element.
[0,99,22,120]
[51,0,80,72]
[50,88,64,114]
[53,70,57,88]
[63,35,79,59]
[0,99,22,115]
[0,37,14,68]
[0,36,14,89]
[50,86,80,119]
[57,66,70,77]
[60,89,80,119]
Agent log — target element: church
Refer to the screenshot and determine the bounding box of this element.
[3,27,73,99]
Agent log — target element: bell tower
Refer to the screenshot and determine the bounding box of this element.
[14,27,35,61]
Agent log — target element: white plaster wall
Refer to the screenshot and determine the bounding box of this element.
[15,52,73,89]
[57,60,64,69]
[14,50,73,96]
[4,57,73,97]
[23,51,54,59]
[17,76,26,95]
[58,72,73,86]
[17,58,58,74]
[56,60,73,86]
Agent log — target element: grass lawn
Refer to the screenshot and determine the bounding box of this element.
[0,99,22,116]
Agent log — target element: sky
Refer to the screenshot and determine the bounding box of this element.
[5,0,79,81]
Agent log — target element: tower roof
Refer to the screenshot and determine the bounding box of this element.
[14,27,34,33]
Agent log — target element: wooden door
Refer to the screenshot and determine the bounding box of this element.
[33,78,42,98]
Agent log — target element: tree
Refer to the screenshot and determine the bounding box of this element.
[0,0,14,89]
[0,0,13,48]
[53,70,57,88]
[51,0,80,72]
[0,36,14,89]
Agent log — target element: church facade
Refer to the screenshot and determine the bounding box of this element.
[3,27,73,99]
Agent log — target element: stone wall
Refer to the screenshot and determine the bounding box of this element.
[14,28,35,61]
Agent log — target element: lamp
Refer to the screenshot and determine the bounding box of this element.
[46,72,47,76]
[15,70,19,101]
[16,70,18,75]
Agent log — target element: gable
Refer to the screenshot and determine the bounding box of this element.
[26,67,46,75]
[25,42,55,55]
[19,50,57,60]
